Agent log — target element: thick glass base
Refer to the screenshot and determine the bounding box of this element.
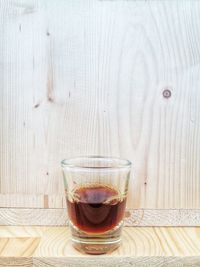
[69,221,123,255]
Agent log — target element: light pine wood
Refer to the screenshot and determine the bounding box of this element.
[0,194,65,208]
[0,0,200,225]
[0,208,67,226]
[32,258,200,267]
[0,238,40,257]
[0,226,199,266]
[0,208,200,226]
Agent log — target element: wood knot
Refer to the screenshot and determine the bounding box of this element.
[48,96,54,103]
[34,103,40,108]
[163,89,171,99]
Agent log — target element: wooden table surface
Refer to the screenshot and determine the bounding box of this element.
[0,226,199,266]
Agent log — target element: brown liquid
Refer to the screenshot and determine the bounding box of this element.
[67,184,126,233]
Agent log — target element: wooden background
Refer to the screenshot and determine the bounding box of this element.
[0,0,200,225]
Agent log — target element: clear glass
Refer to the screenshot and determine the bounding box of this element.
[61,156,131,254]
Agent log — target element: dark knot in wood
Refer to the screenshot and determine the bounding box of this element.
[163,89,171,99]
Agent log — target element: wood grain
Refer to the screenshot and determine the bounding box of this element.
[0,226,199,266]
[0,194,65,208]
[0,208,67,226]
[0,0,200,223]
[0,208,199,226]
[32,257,200,267]
[0,238,40,257]
[0,258,32,267]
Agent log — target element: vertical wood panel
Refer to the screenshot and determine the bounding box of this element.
[0,0,200,214]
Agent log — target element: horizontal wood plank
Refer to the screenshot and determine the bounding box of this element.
[0,258,32,267]
[0,208,199,226]
[0,194,65,209]
[0,226,199,266]
[32,257,200,267]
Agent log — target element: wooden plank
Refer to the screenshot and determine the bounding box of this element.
[0,0,200,216]
[0,193,199,226]
[0,238,40,257]
[0,226,199,266]
[0,258,32,267]
[0,209,67,226]
[32,258,200,267]
[0,208,199,226]
[2,257,199,267]
[0,194,65,208]
[34,227,200,257]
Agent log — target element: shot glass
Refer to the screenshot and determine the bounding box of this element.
[61,156,131,254]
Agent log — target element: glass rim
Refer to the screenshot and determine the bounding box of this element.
[61,155,132,169]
